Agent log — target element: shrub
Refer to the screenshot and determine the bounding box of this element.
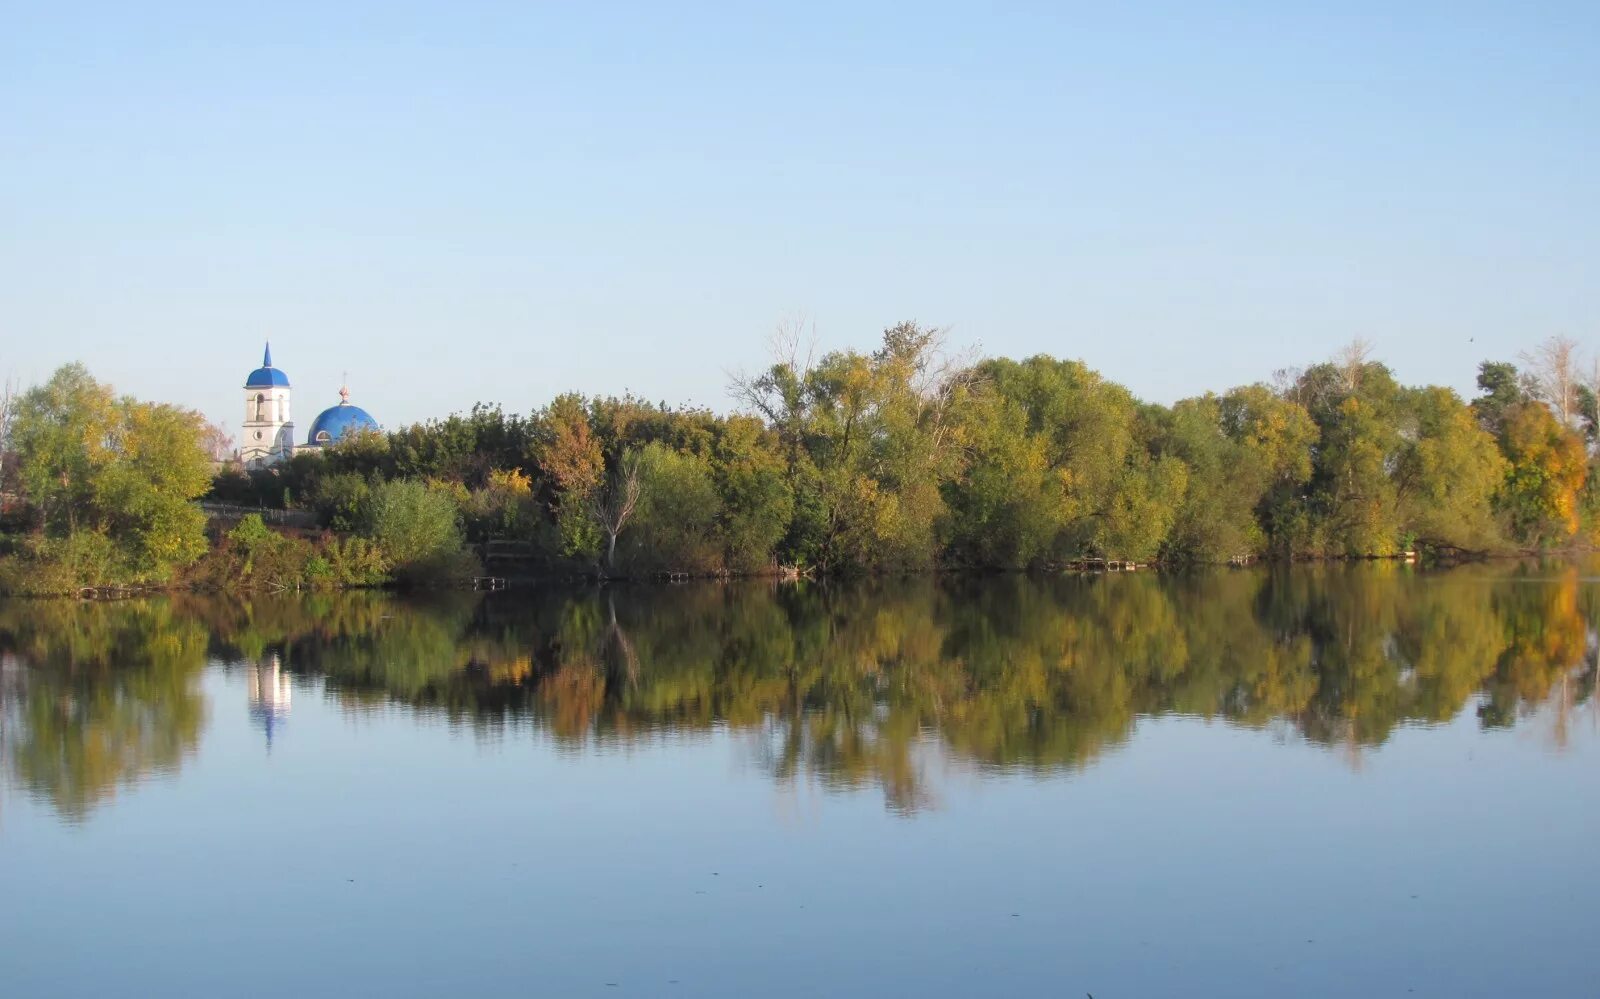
[365,479,478,584]
[0,530,121,594]
[324,535,389,587]
[311,472,373,532]
[226,514,318,588]
[623,443,723,573]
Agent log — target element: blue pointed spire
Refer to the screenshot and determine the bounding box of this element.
[245,343,290,389]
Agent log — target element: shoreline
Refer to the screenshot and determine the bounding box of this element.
[6,545,1593,601]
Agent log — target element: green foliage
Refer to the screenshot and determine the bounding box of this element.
[1156,388,1318,562]
[12,335,1594,587]
[945,355,1144,565]
[1472,360,1528,435]
[1395,386,1507,549]
[1298,363,1406,556]
[323,535,389,586]
[187,514,391,590]
[1494,402,1587,546]
[5,364,213,589]
[735,322,972,571]
[311,472,373,532]
[0,530,120,594]
[460,467,540,542]
[623,443,722,572]
[365,479,478,583]
[710,415,793,571]
[226,514,318,588]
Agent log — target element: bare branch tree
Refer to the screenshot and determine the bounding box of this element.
[728,312,818,420]
[1334,338,1375,393]
[769,311,818,376]
[1522,335,1584,427]
[200,419,235,464]
[1270,366,1303,403]
[589,449,643,574]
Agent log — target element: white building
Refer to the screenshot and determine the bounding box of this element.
[240,343,294,467]
[238,343,381,468]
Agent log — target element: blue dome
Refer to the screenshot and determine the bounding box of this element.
[245,343,290,388]
[307,401,379,445]
[245,367,291,388]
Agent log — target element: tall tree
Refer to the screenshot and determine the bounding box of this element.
[1297,360,1405,555]
[1472,360,1528,436]
[1520,335,1583,428]
[533,393,605,558]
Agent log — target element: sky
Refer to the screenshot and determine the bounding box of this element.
[2,1,1596,437]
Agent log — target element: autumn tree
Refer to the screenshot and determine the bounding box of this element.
[1494,401,1587,546]
[9,364,212,584]
[532,393,605,558]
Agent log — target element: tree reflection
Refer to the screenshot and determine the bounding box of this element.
[2,563,1597,819]
[0,599,208,821]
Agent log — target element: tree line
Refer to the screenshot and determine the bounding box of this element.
[2,327,1599,590]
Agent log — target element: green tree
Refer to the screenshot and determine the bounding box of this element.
[1472,360,1529,436]
[9,364,212,585]
[625,442,722,572]
[1394,386,1507,550]
[733,322,971,571]
[1296,359,1406,556]
[366,479,476,583]
[946,355,1144,566]
[709,415,793,571]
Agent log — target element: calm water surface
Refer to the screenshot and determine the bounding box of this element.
[1,566,1596,997]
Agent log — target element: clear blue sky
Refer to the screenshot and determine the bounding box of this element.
[2,1,1595,436]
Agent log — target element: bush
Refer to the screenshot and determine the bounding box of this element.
[365,479,478,584]
[186,515,395,590]
[311,472,373,532]
[324,535,389,587]
[0,530,121,594]
[227,515,319,588]
[461,468,539,542]
[622,443,723,573]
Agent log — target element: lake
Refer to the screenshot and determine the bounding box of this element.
[1,565,1596,997]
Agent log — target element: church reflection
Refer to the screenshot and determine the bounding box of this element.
[247,652,292,752]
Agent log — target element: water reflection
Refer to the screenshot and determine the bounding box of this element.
[2,563,1597,820]
[247,652,292,751]
[0,599,209,821]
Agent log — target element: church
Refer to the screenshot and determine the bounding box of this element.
[238,343,381,468]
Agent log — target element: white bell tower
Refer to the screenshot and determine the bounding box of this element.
[239,342,295,468]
